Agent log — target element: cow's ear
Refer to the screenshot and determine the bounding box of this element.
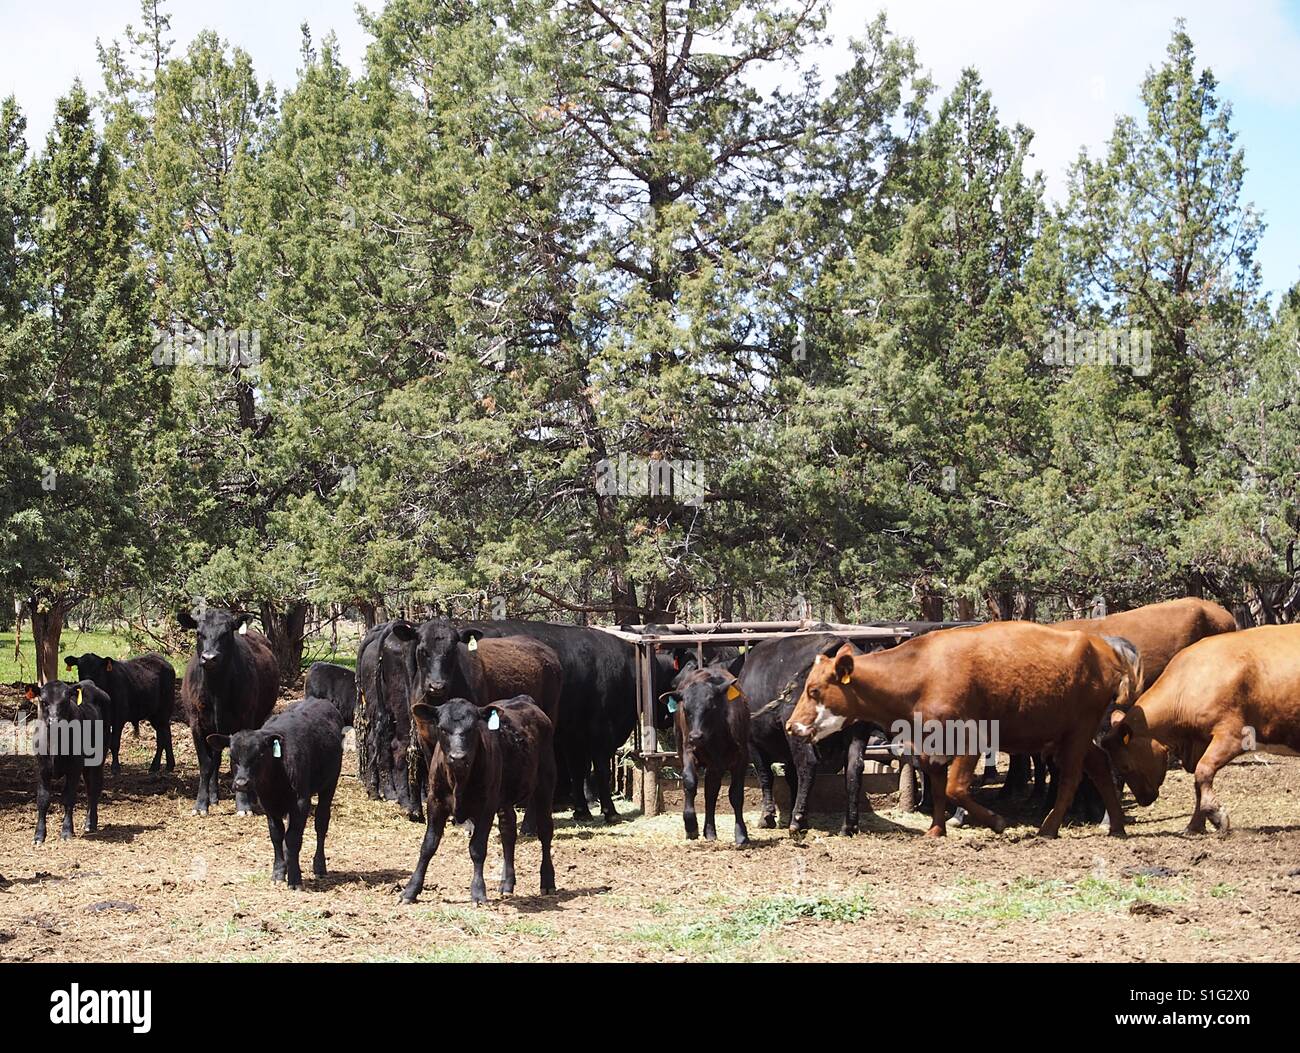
[411,701,439,725]
[389,621,417,642]
[24,684,37,701]
[833,648,855,686]
[1098,722,1131,750]
[235,612,254,635]
[269,734,284,759]
[460,628,484,645]
[177,609,198,630]
[205,733,230,751]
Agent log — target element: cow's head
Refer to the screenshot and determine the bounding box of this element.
[395,618,483,706]
[64,653,114,690]
[786,642,858,742]
[178,608,255,671]
[208,728,282,796]
[28,680,83,723]
[410,697,494,781]
[1097,710,1167,806]
[664,666,743,750]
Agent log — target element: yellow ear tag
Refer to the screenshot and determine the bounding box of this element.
[76,686,83,706]
[725,684,741,701]
[840,675,851,685]
[467,637,478,651]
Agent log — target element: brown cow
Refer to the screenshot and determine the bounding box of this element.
[1057,597,1237,696]
[1099,624,1300,835]
[786,621,1141,838]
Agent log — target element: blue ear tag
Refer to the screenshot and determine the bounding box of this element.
[272,740,282,758]
[666,696,678,714]
[467,637,478,651]
[487,710,500,731]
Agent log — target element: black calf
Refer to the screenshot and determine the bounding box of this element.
[401,695,556,905]
[207,697,343,889]
[64,652,176,773]
[29,680,109,844]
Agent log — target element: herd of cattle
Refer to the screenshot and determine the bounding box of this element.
[15,597,1300,905]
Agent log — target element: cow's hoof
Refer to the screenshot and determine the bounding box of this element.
[839,824,857,837]
[60,831,73,841]
[685,828,698,840]
[735,833,750,847]
[399,893,418,905]
[33,836,44,846]
[703,829,717,842]
[759,814,776,829]
[1107,824,1127,838]
[541,883,556,895]
[602,812,618,825]
[313,864,327,878]
[924,826,945,838]
[991,816,1007,834]
[499,882,515,895]
[571,810,594,824]
[191,807,207,816]
[288,882,303,892]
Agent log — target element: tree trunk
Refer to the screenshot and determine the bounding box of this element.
[956,597,975,621]
[259,600,308,685]
[28,598,68,685]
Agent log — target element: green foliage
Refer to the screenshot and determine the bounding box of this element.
[2,3,1297,665]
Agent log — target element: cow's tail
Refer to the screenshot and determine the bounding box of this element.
[1102,634,1143,712]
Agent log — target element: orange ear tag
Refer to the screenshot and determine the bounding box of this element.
[725,685,741,702]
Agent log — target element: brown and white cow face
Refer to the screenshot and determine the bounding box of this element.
[786,645,857,742]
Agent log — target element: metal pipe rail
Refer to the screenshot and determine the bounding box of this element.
[594,619,965,815]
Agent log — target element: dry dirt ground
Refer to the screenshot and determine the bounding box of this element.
[3,690,1300,963]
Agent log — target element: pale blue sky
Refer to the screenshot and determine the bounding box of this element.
[3,0,1298,300]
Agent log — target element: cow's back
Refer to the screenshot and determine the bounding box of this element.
[476,636,563,724]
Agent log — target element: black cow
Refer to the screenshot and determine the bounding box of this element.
[64,652,176,773]
[400,695,556,905]
[355,620,420,813]
[304,661,357,727]
[28,680,109,844]
[668,664,750,845]
[740,632,880,835]
[178,608,279,816]
[207,697,343,890]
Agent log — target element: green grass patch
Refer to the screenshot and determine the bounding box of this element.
[930,875,1186,922]
[627,888,872,959]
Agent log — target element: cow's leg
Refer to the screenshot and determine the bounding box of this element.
[979,747,999,784]
[400,804,447,903]
[1030,753,1048,798]
[946,754,1007,833]
[467,809,493,905]
[1082,744,1125,837]
[34,767,52,844]
[498,806,518,895]
[284,798,311,889]
[191,733,215,813]
[109,719,123,775]
[59,773,77,840]
[681,752,700,840]
[702,766,723,841]
[565,736,593,822]
[1038,740,1087,838]
[267,813,287,882]
[729,762,750,846]
[534,785,557,894]
[925,763,948,837]
[751,745,777,828]
[83,766,102,833]
[313,779,337,878]
[592,750,619,823]
[1190,731,1243,835]
[788,735,817,834]
[999,753,1028,799]
[148,723,163,774]
[842,726,869,836]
